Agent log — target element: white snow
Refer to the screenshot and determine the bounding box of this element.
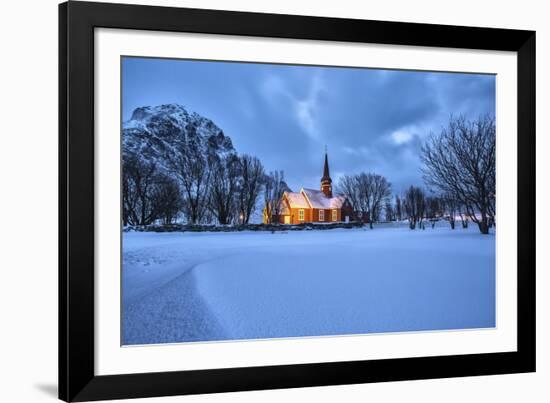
[122,223,495,345]
[301,188,346,208]
[283,188,347,210]
[284,191,310,208]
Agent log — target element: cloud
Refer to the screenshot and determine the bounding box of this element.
[261,71,325,140]
[390,129,414,145]
[387,124,428,146]
[295,72,324,140]
[261,74,291,101]
[296,99,317,138]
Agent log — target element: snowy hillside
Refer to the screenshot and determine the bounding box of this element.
[123,104,235,168]
[122,225,496,345]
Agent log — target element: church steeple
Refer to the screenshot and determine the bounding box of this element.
[321,146,332,198]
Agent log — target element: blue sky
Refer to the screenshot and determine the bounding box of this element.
[122,57,495,193]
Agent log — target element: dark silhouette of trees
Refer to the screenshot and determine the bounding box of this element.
[125,146,269,226]
[403,186,426,230]
[336,175,361,221]
[167,142,213,224]
[368,174,392,226]
[154,176,184,225]
[385,200,395,222]
[236,155,265,224]
[122,155,182,226]
[425,196,443,220]
[421,115,496,234]
[425,196,443,229]
[209,154,240,225]
[395,195,402,221]
[122,155,161,226]
[263,171,286,224]
[338,173,391,228]
[442,193,459,229]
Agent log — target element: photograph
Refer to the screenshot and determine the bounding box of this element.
[121,56,497,346]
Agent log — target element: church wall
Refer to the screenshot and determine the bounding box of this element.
[312,208,341,223]
[271,207,351,224]
[286,207,312,224]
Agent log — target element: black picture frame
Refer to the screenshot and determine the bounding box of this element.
[59,1,536,401]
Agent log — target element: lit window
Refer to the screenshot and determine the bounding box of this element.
[319,210,325,221]
[332,209,337,221]
[299,209,304,221]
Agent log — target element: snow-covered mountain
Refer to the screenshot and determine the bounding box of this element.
[122,104,235,166]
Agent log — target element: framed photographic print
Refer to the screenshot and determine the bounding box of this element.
[59,1,536,401]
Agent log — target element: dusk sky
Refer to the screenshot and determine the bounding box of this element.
[122,57,495,193]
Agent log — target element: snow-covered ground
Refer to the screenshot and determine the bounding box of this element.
[122,223,495,345]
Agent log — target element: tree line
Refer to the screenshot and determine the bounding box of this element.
[336,173,392,229]
[122,148,286,226]
[123,114,495,234]
[336,115,495,234]
[388,189,471,230]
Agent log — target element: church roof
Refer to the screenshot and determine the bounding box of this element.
[301,188,346,209]
[282,188,348,211]
[284,191,310,209]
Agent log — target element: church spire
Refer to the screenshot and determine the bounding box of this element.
[321,146,332,197]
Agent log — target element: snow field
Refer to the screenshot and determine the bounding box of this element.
[122,224,495,345]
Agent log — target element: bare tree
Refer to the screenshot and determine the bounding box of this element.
[336,175,361,220]
[236,155,265,224]
[421,115,496,234]
[336,175,361,221]
[395,194,403,221]
[353,175,370,224]
[167,142,212,224]
[458,202,469,229]
[263,171,286,224]
[384,200,395,222]
[338,173,391,227]
[153,176,184,225]
[355,173,392,229]
[425,196,443,228]
[209,154,240,225]
[403,186,426,230]
[442,193,459,229]
[425,197,442,220]
[122,155,162,226]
